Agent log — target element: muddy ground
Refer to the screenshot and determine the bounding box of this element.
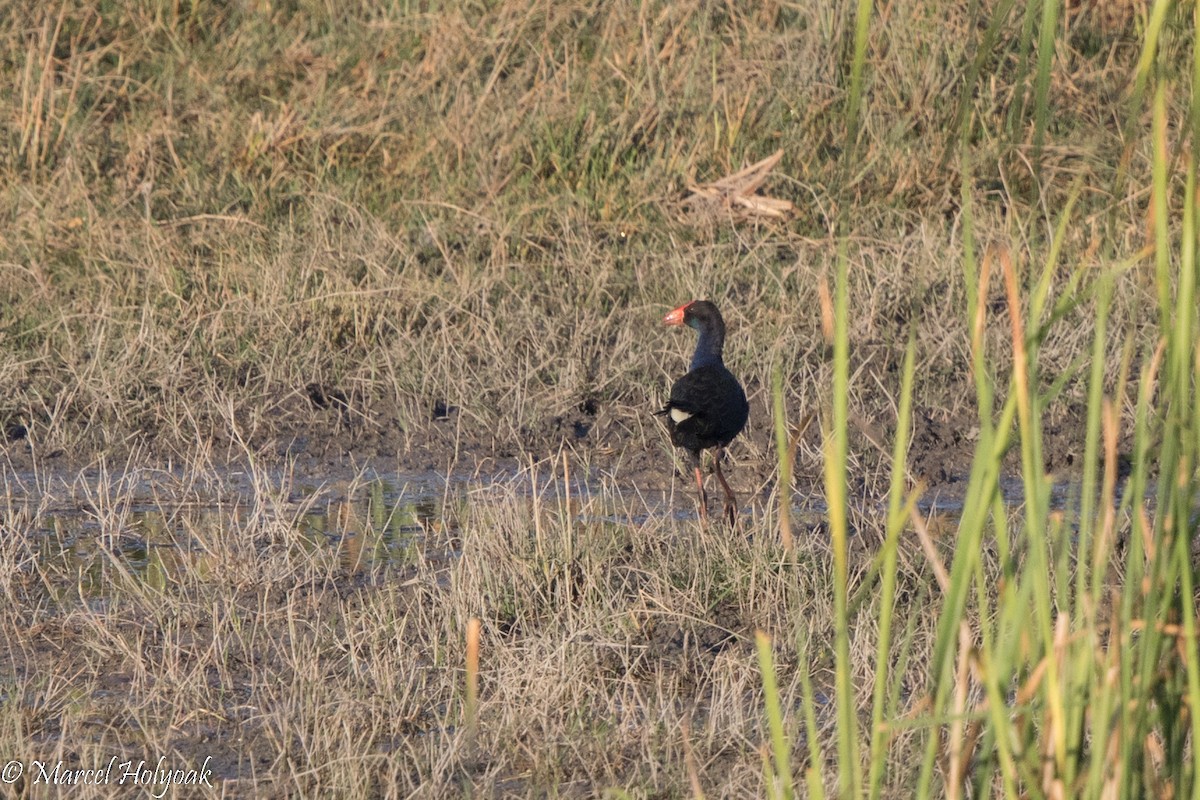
[1,374,1106,505]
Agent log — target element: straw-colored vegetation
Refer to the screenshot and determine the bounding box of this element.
[3,0,1200,796]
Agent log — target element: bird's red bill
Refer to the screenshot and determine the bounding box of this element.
[663,302,692,326]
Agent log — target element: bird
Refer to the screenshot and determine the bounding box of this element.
[656,300,749,524]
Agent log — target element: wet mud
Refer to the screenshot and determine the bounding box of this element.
[1,374,1112,505]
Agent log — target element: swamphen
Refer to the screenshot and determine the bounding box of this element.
[657,300,749,523]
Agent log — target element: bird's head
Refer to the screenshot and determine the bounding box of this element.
[663,300,722,331]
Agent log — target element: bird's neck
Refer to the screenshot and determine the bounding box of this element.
[690,327,725,370]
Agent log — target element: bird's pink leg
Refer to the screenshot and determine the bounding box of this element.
[713,449,738,526]
[693,464,709,521]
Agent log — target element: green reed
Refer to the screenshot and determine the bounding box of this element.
[762,1,1200,795]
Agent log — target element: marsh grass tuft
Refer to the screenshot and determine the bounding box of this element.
[756,630,795,800]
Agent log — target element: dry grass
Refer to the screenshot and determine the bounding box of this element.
[0,0,1183,466]
[1,0,1195,796]
[0,458,955,797]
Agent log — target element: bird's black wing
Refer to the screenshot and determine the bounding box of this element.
[659,365,748,451]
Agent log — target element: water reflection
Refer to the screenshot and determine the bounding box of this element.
[299,496,443,573]
[19,479,453,598]
[14,463,1074,600]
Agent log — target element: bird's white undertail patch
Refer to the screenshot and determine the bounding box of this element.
[669,408,692,423]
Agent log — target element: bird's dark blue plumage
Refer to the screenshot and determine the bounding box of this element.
[657,300,748,522]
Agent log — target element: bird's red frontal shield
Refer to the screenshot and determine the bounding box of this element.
[663,303,692,326]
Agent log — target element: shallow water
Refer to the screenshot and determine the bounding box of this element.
[5,464,1105,599]
[22,498,445,595]
[4,465,791,596]
[6,470,459,596]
